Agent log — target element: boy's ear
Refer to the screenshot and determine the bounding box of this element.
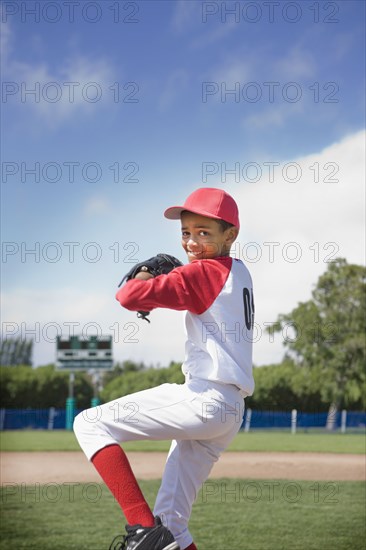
[226,226,239,244]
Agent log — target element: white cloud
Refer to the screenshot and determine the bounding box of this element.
[83,196,112,217]
[274,47,316,79]
[1,287,186,368]
[235,130,365,243]
[190,19,238,49]
[158,69,189,111]
[13,55,115,127]
[207,40,319,110]
[1,287,111,366]
[244,105,288,129]
[171,0,199,32]
[0,15,11,63]
[114,308,186,367]
[2,20,116,127]
[1,287,108,323]
[204,47,314,111]
[170,0,237,48]
[210,56,253,86]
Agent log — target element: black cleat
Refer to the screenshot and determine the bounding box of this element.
[109,516,180,550]
[109,534,125,550]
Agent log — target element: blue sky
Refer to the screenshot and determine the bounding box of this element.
[1,0,365,368]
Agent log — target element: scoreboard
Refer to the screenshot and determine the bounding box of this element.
[56,335,113,370]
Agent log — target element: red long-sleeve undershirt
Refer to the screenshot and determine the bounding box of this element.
[116,257,232,315]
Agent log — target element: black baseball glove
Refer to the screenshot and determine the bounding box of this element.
[118,253,183,322]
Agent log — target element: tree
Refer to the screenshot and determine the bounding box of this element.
[245,360,326,412]
[0,338,33,366]
[268,259,366,419]
[0,364,94,408]
[101,362,184,402]
[102,360,145,386]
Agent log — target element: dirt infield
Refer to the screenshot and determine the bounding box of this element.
[1,451,364,484]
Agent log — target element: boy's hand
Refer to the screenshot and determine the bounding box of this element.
[134,271,154,281]
[118,253,183,287]
[117,254,183,323]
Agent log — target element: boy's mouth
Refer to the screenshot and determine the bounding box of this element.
[187,249,203,257]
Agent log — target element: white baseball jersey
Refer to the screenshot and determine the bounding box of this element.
[116,256,255,397]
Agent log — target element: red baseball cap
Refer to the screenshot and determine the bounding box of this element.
[164,188,240,229]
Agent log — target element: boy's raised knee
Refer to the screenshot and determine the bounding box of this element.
[73,410,88,437]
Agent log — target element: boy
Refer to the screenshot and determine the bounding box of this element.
[74,187,255,550]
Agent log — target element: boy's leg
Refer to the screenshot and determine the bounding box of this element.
[153,439,224,550]
[153,389,244,550]
[73,383,196,460]
[73,383,197,527]
[91,443,154,526]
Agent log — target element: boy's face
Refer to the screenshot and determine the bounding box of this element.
[180,211,238,262]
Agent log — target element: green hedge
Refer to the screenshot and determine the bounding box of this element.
[0,365,93,408]
[1,360,364,412]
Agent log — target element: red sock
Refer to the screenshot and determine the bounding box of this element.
[92,444,154,527]
[184,544,198,550]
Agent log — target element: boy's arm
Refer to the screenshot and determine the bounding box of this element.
[116,258,232,315]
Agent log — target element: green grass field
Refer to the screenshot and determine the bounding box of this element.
[1,429,365,453]
[1,430,365,549]
[1,479,364,550]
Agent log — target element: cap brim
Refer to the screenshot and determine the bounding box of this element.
[164,206,185,220]
[164,206,224,221]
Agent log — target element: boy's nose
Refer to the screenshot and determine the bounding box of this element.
[187,237,199,248]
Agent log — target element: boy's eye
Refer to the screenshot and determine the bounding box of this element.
[181,230,210,238]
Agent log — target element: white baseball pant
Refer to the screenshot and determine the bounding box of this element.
[74,376,244,550]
